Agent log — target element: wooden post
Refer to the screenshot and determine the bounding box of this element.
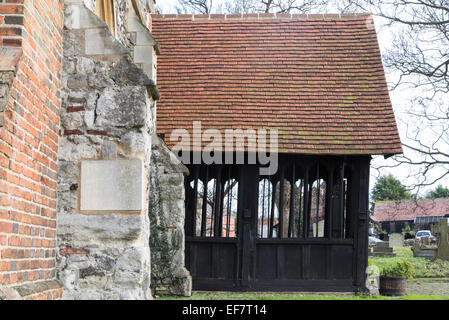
[201,166,209,237]
[278,167,285,239]
[192,166,199,237]
[239,165,258,289]
[215,166,223,237]
[288,165,295,238]
[303,168,310,239]
[269,178,276,238]
[351,157,371,290]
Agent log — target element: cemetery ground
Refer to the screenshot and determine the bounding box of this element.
[371,247,449,278]
[156,247,449,300]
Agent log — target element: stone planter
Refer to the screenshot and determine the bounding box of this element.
[379,276,407,296]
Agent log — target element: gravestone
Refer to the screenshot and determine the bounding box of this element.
[421,236,431,246]
[412,242,437,259]
[432,218,449,261]
[389,233,404,248]
[369,241,396,257]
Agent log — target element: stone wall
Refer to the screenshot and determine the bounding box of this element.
[0,0,64,300]
[1,0,189,300]
[149,137,191,297]
[78,0,158,49]
[57,2,158,300]
[0,70,15,127]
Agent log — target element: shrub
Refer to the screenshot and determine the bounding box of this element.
[380,260,414,279]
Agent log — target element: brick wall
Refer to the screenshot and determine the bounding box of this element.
[0,0,23,48]
[0,0,63,300]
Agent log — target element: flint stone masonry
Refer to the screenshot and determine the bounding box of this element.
[96,86,147,129]
[58,246,151,300]
[57,2,159,300]
[80,160,143,211]
[0,71,15,127]
[149,137,192,297]
[58,214,145,247]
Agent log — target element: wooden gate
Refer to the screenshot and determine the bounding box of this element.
[184,154,370,292]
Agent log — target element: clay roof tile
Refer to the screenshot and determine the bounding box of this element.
[151,13,402,155]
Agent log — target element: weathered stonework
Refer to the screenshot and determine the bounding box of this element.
[57,2,158,300]
[2,280,62,300]
[2,0,187,301]
[0,71,14,127]
[149,137,192,297]
[76,0,158,50]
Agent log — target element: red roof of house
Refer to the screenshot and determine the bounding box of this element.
[151,13,402,155]
[372,198,449,222]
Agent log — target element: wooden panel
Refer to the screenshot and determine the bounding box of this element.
[214,243,238,280]
[283,245,303,280]
[255,245,277,280]
[192,278,238,291]
[330,245,353,280]
[194,243,212,278]
[187,241,238,281]
[308,246,327,280]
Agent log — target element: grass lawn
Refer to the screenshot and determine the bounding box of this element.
[156,292,449,300]
[369,247,449,278]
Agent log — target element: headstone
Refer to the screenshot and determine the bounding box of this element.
[432,218,449,261]
[421,236,431,246]
[80,160,143,211]
[412,243,436,259]
[389,233,404,248]
[368,241,396,257]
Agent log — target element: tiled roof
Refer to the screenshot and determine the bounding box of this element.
[151,13,403,155]
[372,198,449,222]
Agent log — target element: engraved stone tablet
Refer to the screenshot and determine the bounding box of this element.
[80,160,143,211]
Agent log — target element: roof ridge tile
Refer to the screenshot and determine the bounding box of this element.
[152,12,372,22]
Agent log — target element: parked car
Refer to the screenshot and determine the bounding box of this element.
[369,236,383,243]
[415,230,436,241]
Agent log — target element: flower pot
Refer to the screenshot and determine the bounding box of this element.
[379,276,407,296]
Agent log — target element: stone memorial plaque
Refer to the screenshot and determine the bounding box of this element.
[389,233,404,248]
[80,160,143,211]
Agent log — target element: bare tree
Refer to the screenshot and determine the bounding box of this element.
[335,0,449,195]
[177,0,214,13]
[225,0,329,13]
[175,0,329,14]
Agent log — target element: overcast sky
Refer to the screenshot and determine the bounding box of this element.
[154,0,449,196]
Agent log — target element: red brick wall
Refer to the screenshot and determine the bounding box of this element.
[0,1,23,48]
[0,0,63,299]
